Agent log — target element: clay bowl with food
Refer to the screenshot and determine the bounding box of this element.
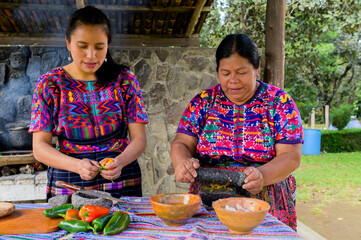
[212,197,270,235]
[149,193,201,226]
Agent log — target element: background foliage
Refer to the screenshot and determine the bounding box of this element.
[330,104,353,129]
[200,0,361,123]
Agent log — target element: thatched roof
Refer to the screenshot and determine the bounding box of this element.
[0,0,214,47]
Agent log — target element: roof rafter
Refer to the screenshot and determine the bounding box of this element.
[0,0,214,47]
[184,0,207,37]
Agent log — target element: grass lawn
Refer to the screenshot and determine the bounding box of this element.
[294,152,361,212]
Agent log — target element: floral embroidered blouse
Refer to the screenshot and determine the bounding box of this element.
[29,67,149,154]
[177,81,303,163]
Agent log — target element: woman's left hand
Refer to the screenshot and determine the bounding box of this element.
[242,167,264,194]
[99,158,123,181]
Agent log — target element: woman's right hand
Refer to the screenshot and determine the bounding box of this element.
[76,158,101,181]
[171,133,199,183]
[174,157,200,183]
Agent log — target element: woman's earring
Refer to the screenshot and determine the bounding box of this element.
[67,51,72,61]
[104,57,107,63]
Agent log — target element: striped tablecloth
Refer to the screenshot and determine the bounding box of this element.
[0,197,304,240]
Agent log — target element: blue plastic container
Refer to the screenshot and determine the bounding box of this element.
[302,129,321,155]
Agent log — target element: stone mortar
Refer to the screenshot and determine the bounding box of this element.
[71,191,113,209]
[48,194,71,207]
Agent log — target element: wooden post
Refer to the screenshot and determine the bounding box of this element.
[76,0,85,9]
[264,0,286,89]
[311,108,315,129]
[325,105,329,129]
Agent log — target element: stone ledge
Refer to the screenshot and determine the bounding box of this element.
[15,174,35,184]
[0,171,47,201]
[35,171,47,184]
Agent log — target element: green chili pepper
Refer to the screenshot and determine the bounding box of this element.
[103,211,130,236]
[59,220,94,233]
[43,203,75,218]
[92,213,113,234]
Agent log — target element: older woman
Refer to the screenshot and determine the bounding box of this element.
[170,34,303,230]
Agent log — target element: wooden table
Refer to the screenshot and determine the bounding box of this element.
[1,197,304,239]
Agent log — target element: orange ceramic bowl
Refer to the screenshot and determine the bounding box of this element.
[149,193,201,226]
[212,197,270,235]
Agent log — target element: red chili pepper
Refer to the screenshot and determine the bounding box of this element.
[79,205,110,223]
[32,162,40,169]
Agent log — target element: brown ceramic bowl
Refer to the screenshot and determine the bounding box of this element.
[212,197,270,235]
[149,193,201,226]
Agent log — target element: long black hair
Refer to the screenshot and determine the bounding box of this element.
[215,34,261,72]
[66,5,128,86]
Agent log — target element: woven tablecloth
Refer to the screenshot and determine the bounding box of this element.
[0,197,304,240]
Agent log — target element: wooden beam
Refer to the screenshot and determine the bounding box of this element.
[0,3,211,13]
[184,0,207,37]
[0,3,76,12]
[111,34,200,47]
[94,5,211,13]
[76,0,85,9]
[0,154,37,167]
[0,33,200,47]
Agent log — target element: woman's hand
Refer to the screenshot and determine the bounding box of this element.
[174,157,200,183]
[242,167,264,194]
[99,157,123,181]
[170,133,199,183]
[33,132,99,176]
[77,158,101,181]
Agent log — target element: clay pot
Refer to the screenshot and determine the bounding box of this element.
[8,126,32,150]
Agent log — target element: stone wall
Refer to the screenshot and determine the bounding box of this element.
[0,46,218,196]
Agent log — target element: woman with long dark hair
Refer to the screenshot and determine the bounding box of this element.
[171,34,303,230]
[29,6,148,199]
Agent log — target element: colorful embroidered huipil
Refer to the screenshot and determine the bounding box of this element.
[177,81,303,230]
[29,67,148,197]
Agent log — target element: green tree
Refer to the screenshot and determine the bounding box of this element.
[200,0,361,122]
[199,0,266,48]
[284,0,361,121]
